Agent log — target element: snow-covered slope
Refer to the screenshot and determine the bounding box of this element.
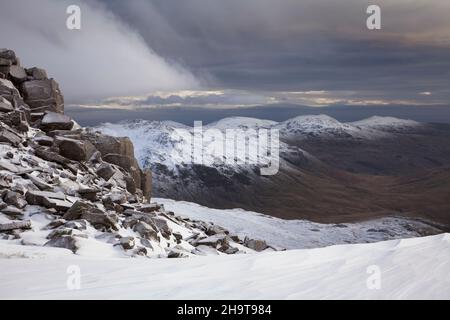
[95,115,411,173]
[275,114,386,140]
[156,198,441,249]
[352,116,420,133]
[1,233,448,299]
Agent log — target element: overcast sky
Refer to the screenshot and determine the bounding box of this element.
[1,0,449,111]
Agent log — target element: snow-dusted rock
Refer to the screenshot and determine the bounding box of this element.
[39,112,73,132]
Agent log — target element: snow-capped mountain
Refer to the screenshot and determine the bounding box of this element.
[351,116,421,133]
[94,115,450,230]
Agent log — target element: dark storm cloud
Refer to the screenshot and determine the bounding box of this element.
[96,0,450,103]
[1,0,449,105]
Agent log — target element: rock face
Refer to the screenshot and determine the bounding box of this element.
[20,79,64,113]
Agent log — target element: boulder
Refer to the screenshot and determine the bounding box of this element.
[133,221,158,241]
[0,123,23,146]
[39,112,73,132]
[120,236,135,250]
[0,220,31,232]
[103,153,141,187]
[244,238,268,252]
[26,67,47,80]
[44,219,66,230]
[139,203,161,213]
[149,217,171,239]
[0,96,14,112]
[47,227,75,240]
[63,201,102,220]
[195,235,227,248]
[20,79,64,113]
[8,65,27,84]
[55,137,96,162]
[64,201,118,231]
[206,224,228,236]
[25,190,72,212]
[78,187,100,201]
[82,133,135,159]
[3,191,27,209]
[0,206,23,217]
[0,49,18,65]
[44,235,79,253]
[24,173,53,190]
[124,174,136,194]
[64,220,87,231]
[32,135,54,147]
[0,79,21,103]
[96,162,115,181]
[0,58,12,67]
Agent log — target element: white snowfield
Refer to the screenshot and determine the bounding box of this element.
[0,233,449,299]
[155,198,441,249]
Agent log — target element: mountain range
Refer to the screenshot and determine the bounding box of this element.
[97,115,450,230]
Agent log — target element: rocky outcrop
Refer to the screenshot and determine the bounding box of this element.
[0,48,269,258]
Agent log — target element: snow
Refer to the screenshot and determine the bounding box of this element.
[206,117,277,130]
[0,233,448,299]
[352,116,420,129]
[155,198,441,249]
[94,114,413,174]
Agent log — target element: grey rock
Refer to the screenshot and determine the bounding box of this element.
[139,203,161,213]
[120,236,135,250]
[32,135,54,146]
[8,65,27,83]
[24,173,53,190]
[20,79,64,113]
[78,187,100,201]
[44,219,66,230]
[0,58,12,67]
[1,206,23,217]
[25,190,72,212]
[134,246,147,256]
[244,238,268,252]
[0,159,20,173]
[0,49,17,65]
[44,235,79,253]
[63,200,102,220]
[0,220,31,232]
[26,67,47,80]
[206,224,228,236]
[64,201,118,231]
[0,123,23,146]
[0,79,21,103]
[150,217,171,238]
[46,227,75,240]
[56,136,96,162]
[39,112,73,132]
[133,221,158,241]
[0,96,14,112]
[3,191,27,209]
[64,220,87,230]
[96,162,115,181]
